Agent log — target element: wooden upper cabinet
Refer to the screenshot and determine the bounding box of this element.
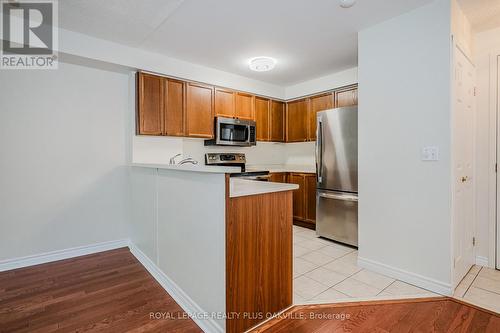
[286,99,309,142]
[304,174,317,224]
[137,72,164,135]
[186,82,214,138]
[235,92,255,120]
[336,87,358,107]
[255,97,270,141]
[309,93,334,141]
[288,173,305,220]
[164,79,185,136]
[270,100,285,142]
[215,88,235,118]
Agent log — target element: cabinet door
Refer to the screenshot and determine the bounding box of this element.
[270,172,287,183]
[215,88,235,118]
[286,99,309,142]
[235,92,255,120]
[164,79,185,136]
[137,72,164,135]
[305,174,317,224]
[336,87,358,107]
[288,173,305,221]
[270,100,285,142]
[309,93,334,141]
[255,97,270,141]
[186,82,214,138]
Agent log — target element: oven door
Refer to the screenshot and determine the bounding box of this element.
[216,117,254,146]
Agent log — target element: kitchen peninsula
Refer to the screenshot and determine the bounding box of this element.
[129,164,298,333]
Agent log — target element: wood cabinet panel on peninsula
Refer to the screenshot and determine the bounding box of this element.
[226,190,292,333]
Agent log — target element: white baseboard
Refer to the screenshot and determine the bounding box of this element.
[475,256,489,267]
[129,243,223,333]
[358,256,452,296]
[0,239,130,272]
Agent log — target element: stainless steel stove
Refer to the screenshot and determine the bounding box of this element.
[205,153,270,181]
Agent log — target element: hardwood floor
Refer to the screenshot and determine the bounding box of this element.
[0,248,201,333]
[251,298,500,333]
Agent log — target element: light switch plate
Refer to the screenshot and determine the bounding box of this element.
[421,146,439,161]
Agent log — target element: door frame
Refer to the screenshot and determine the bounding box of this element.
[495,54,500,269]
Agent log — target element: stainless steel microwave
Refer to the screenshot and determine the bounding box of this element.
[204,117,256,147]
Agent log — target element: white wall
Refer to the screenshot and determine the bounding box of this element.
[132,136,317,168]
[130,167,226,332]
[473,26,500,267]
[0,61,132,261]
[451,0,473,58]
[55,26,285,100]
[285,67,358,100]
[358,0,453,293]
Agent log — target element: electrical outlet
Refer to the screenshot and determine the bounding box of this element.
[422,146,439,161]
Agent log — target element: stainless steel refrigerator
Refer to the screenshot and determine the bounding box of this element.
[315,106,358,247]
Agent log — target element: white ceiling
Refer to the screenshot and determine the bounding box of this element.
[458,0,500,32]
[59,0,432,86]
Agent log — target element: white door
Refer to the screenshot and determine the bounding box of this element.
[452,45,475,286]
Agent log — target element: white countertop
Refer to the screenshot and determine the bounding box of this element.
[131,163,241,174]
[246,164,316,174]
[230,178,299,198]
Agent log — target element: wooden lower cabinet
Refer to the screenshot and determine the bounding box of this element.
[226,189,293,333]
[287,173,305,221]
[304,174,317,223]
[269,172,287,183]
[270,172,316,227]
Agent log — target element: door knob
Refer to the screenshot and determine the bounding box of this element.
[461,176,468,183]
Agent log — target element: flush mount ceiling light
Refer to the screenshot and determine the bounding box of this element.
[248,57,276,72]
[339,0,356,8]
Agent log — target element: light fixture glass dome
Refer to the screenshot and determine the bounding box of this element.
[249,57,277,72]
[339,0,356,8]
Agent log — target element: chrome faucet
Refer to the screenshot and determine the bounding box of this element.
[169,153,182,165]
[169,153,199,165]
[178,157,199,165]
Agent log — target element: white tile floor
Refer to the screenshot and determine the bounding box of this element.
[453,265,500,313]
[293,225,500,314]
[293,225,438,304]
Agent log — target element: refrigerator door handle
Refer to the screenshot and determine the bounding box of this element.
[318,192,358,202]
[316,116,323,182]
